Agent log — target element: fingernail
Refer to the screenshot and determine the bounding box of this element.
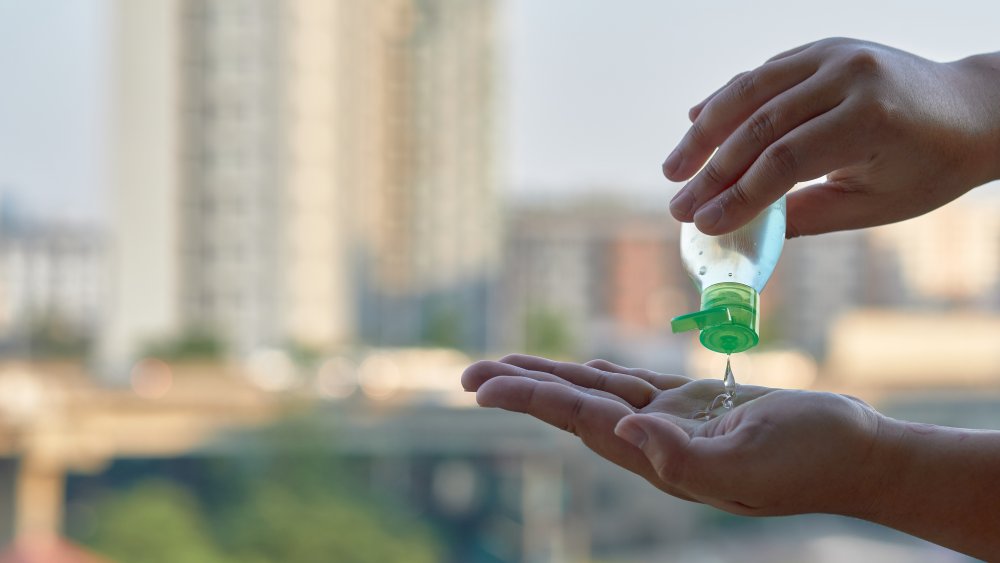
[662,149,682,178]
[669,189,694,218]
[615,421,648,449]
[694,201,723,231]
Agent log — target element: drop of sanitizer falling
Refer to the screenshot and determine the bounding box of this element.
[722,355,736,410]
[694,355,738,421]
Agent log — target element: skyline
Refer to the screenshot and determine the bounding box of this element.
[3,0,1000,223]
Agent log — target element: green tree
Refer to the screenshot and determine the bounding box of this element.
[87,480,232,563]
[220,484,441,563]
[213,415,444,563]
[423,306,463,349]
[524,307,575,359]
[22,313,91,358]
[141,327,225,361]
[80,416,444,563]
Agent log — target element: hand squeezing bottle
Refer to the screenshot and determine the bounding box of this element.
[670,196,786,353]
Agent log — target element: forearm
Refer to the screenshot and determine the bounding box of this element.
[865,416,1000,559]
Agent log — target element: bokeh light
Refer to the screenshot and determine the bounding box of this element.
[129,358,173,399]
[245,348,298,392]
[315,357,357,400]
[358,354,402,401]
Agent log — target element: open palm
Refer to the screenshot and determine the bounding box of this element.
[462,354,887,518]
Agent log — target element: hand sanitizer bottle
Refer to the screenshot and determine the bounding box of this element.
[670,196,786,353]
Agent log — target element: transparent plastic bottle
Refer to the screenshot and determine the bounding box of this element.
[670,196,786,354]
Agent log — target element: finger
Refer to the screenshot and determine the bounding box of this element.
[664,53,818,185]
[784,179,878,237]
[765,40,819,63]
[462,360,633,408]
[688,41,816,122]
[499,354,658,409]
[584,359,691,391]
[671,72,845,223]
[691,102,864,235]
[688,72,748,123]
[615,414,691,482]
[478,376,698,502]
[476,375,628,433]
[688,40,821,124]
[689,38,824,124]
[615,414,750,508]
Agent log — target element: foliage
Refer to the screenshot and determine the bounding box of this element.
[283,340,324,368]
[217,483,441,563]
[423,306,464,349]
[22,314,91,358]
[523,307,575,359]
[141,327,225,361]
[87,480,233,563]
[78,416,444,563]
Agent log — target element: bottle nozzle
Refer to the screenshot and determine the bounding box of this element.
[671,282,760,354]
[670,307,732,332]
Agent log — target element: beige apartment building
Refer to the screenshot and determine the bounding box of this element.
[101,0,500,372]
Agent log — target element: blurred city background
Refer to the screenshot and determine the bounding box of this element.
[0,0,998,561]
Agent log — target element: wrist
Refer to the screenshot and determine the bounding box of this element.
[839,412,911,523]
[950,53,1000,184]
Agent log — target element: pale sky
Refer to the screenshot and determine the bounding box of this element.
[0,0,108,223]
[505,0,1000,204]
[1,0,999,222]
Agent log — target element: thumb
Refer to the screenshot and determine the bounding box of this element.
[615,414,692,485]
[785,181,875,238]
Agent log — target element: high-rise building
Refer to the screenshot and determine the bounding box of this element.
[868,195,1000,306]
[501,199,693,369]
[102,0,500,370]
[0,204,103,346]
[766,192,1000,359]
[770,230,869,358]
[176,0,356,354]
[351,0,501,350]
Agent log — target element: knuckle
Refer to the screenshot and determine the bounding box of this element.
[745,110,777,146]
[727,71,748,87]
[701,159,727,186]
[843,47,880,77]
[732,72,757,102]
[763,142,798,178]
[817,37,856,59]
[565,391,586,436]
[726,180,755,207]
[859,99,894,130]
[818,36,849,50]
[585,359,613,371]
[687,120,712,149]
[592,370,610,392]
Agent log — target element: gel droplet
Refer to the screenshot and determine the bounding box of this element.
[694,356,739,420]
[722,355,736,410]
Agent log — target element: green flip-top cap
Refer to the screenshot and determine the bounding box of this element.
[670,282,760,354]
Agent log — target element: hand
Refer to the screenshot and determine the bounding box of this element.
[664,37,1000,237]
[462,354,893,518]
